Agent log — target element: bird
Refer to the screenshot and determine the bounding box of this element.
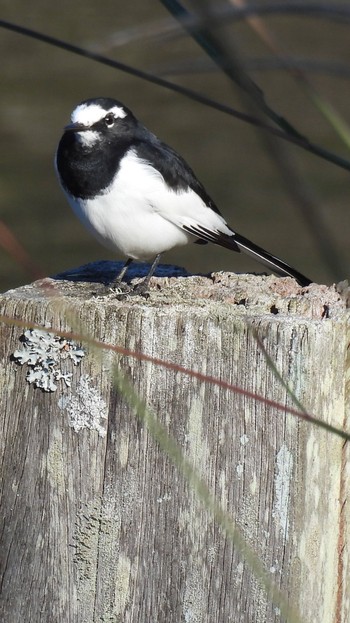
[55,97,311,294]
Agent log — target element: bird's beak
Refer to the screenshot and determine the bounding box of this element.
[64,122,88,133]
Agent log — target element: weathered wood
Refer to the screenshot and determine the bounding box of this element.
[0,263,349,623]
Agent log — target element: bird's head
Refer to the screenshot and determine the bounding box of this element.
[63,97,136,147]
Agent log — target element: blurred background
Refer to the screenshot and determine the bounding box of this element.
[1,0,350,292]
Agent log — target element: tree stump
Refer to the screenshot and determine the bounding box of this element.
[0,262,349,623]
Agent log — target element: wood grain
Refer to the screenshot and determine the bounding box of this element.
[0,266,349,622]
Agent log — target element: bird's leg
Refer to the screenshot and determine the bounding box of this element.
[109,257,134,291]
[132,254,162,297]
[107,255,161,299]
[92,258,134,296]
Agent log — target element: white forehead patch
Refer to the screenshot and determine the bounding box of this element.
[71,103,127,127]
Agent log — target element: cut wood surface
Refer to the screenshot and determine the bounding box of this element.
[0,262,349,623]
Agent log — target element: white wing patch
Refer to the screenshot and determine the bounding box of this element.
[122,151,232,234]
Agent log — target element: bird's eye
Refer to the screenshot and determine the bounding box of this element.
[104,113,115,127]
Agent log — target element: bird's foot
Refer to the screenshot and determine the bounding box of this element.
[132,281,150,298]
[90,283,114,297]
[90,281,129,297]
[114,281,150,300]
[91,279,150,300]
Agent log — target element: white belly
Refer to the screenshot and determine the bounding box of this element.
[67,191,191,260]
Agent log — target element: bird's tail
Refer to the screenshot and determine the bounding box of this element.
[233,231,311,287]
[182,223,311,286]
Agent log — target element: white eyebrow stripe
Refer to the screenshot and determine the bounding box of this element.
[71,103,127,126]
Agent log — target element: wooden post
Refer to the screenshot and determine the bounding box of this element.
[0,263,349,623]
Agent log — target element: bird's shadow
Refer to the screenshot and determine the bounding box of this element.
[53,260,191,286]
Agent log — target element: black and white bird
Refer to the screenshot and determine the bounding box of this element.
[55,97,311,293]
